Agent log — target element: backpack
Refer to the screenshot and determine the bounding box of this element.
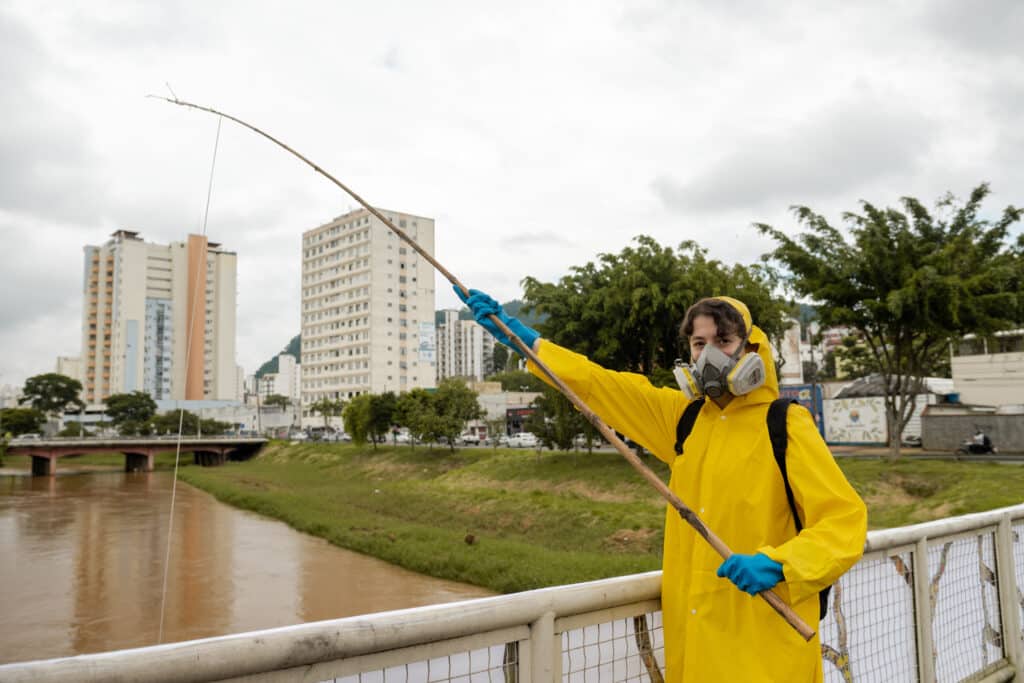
[673,397,832,620]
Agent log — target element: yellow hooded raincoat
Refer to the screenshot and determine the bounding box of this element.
[527,297,867,682]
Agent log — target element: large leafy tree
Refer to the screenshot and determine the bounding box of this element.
[20,373,84,417]
[756,183,1023,456]
[393,382,483,451]
[105,391,158,435]
[521,236,792,375]
[1,407,46,436]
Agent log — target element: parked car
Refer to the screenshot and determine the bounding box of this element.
[459,432,482,445]
[508,432,539,448]
[394,431,413,444]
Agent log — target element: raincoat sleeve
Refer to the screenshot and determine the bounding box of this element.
[526,340,688,464]
[757,405,868,606]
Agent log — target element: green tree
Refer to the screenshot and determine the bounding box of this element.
[485,370,546,393]
[492,343,509,374]
[524,386,587,452]
[263,394,291,409]
[395,388,434,449]
[309,398,345,430]
[150,410,231,436]
[20,373,84,418]
[833,334,880,379]
[342,395,372,445]
[57,422,91,437]
[522,236,792,374]
[756,183,1023,456]
[368,392,398,446]
[431,379,484,451]
[105,392,157,435]
[0,407,45,436]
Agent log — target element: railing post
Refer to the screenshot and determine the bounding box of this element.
[996,517,1023,676]
[913,537,936,683]
[528,611,556,683]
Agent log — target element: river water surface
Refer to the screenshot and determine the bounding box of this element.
[0,468,493,665]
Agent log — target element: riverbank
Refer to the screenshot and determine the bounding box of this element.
[170,441,1024,594]
[6,442,1023,593]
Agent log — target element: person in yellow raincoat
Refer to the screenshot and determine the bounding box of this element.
[457,288,867,682]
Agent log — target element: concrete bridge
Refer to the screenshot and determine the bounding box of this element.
[5,436,268,476]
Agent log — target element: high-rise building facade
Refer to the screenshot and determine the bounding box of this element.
[80,230,237,405]
[437,310,494,382]
[300,209,436,425]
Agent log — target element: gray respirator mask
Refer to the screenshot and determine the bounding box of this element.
[672,338,766,401]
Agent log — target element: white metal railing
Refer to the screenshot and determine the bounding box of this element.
[3,504,1024,682]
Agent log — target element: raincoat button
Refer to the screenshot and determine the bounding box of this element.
[720,415,727,420]
[691,609,697,615]
[699,507,704,513]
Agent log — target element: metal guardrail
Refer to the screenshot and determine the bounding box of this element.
[3,505,1024,682]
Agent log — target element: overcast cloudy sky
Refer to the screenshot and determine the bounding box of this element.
[1,0,1022,387]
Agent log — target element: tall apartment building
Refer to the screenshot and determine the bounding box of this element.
[437,310,494,381]
[300,208,436,425]
[80,230,237,405]
[55,355,83,382]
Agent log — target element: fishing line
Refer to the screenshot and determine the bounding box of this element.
[156,115,222,644]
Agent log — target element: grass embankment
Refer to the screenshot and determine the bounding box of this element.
[179,443,668,593]
[177,442,1024,594]
[841,458,1024,528]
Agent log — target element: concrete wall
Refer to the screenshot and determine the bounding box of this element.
[921,411,1024,451]
[952,351,1024,406]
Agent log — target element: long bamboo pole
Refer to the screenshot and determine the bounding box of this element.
[153,95,814,641]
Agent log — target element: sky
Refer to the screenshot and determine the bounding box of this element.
[1,0,1022,387]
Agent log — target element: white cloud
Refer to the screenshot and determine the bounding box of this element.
[1,0,1021,386]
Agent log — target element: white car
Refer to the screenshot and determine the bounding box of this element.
[459,432,482,445]
[507,432,539,448]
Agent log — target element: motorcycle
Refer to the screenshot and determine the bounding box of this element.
[955,432,997,458]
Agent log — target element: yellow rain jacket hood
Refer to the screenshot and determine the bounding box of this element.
[528,297,867,682]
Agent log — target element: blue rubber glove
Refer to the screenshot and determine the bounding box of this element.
[716,552,784,595]
[454,287,540,356]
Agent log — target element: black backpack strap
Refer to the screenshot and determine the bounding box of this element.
[673,397,706,455]
[767,398,801,532]
[768,397,832,619]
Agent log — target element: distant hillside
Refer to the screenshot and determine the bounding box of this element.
[255,335,301,377]
[435,299,546,327]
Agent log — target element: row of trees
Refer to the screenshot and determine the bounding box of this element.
[341,378,483,452]
[1,376,231,438]
[512,184,1022,457]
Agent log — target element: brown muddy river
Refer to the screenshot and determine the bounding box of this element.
[0,469,493,665]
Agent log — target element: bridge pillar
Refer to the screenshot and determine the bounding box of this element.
[193,450,225,467]
[31,455,56,477]
[125,452,154,473]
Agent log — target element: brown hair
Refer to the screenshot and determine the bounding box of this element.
[680,298,748,340]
